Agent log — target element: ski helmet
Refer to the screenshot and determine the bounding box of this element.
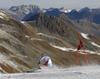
[41,53,45,57]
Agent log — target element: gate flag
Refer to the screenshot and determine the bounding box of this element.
[76,35,89,65]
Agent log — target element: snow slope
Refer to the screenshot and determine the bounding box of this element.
[0,65,100,79]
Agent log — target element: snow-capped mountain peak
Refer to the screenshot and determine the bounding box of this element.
[79,7,90,12]
[59,7,72,13]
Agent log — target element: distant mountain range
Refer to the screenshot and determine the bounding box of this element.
[44,7,100,24]
[2,4,44,21]
[2,5,100,24]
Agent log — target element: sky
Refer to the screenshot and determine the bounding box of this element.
[0,0,100,9]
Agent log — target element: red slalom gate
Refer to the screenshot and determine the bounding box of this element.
[76,35,89,65]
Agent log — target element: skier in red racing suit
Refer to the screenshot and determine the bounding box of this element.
[38,53,52,69]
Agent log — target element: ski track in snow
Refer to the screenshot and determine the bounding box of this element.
[0,65,100,79]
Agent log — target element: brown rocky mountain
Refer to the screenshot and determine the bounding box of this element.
[59,14,100,46]
[26,13,100,51]
[0,10,100,74]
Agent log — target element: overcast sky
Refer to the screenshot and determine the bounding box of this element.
[0,0,100,9]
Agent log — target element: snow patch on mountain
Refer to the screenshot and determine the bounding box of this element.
[0,12,5,18]
[81,33,90,40]
[25,35,43,41]
[50,43,76,52]
[37,32,100,55]
[0,11,7,19]
[49,43,100,55]
[91,42,100,48]
[81,33,100,48]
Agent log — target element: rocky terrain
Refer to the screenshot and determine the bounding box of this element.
[0,7,100,74]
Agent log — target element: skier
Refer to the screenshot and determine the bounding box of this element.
[38,53,52,69]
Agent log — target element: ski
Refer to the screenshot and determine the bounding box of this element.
[26,68,39,73]
[27,71,35,73]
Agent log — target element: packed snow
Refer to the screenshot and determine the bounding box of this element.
[0,65,100,79]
